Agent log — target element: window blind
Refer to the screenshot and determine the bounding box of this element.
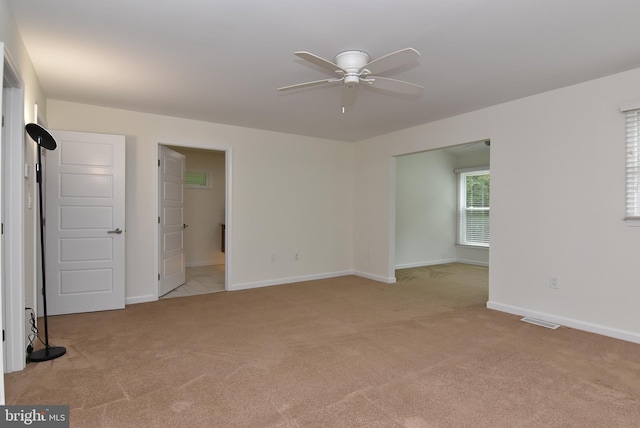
[625,108,640,219]
[457,170,490,247]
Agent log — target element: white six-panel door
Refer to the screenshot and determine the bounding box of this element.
[46,130,125,315]
[158,146,186,296]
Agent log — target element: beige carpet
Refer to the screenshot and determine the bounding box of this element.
[5,263,640,427]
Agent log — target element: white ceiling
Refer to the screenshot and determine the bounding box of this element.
[7,0,640,142]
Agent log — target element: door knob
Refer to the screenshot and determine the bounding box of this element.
[183,224,189,229]
[107,228,123,234]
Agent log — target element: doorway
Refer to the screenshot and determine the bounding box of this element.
[156,143,230,299]
[394,140,490,272]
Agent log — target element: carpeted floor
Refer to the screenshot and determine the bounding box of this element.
[5,263,640,427]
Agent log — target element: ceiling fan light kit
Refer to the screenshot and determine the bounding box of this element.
[278,48,423,111]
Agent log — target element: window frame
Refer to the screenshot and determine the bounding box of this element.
[456,167,490,248]
[185,169,213,189]
[622,103,640,226]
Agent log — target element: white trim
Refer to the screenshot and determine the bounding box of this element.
[454,165,490,174]
[125,294,156,305]
[395,259,489,269]
[353,270,397,284]
[487,301,640,345]
[153,139,232,302]
[2,46,26,374]
[225,147,232,291]
[3,88,26,373]
[457,168,490,247]
[620,101,640,112]
[0,41,4,402]
[624,109,640,221]
[624,218,640,227]
[387,157,397,281]
[456,243,489,249]
[230,271,354,291]
[2,48,23,87]
[395,259,457,269]
[455,258,489,267]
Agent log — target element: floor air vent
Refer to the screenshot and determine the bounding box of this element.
[521,317,560,329]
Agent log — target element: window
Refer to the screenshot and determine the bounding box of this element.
[457,168,490,247]
[623,106,640,223]
[185,170,212,188]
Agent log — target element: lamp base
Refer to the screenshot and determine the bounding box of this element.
[29,346,66,362]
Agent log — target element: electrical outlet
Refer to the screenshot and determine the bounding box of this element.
[549,276,559,289]
[271,254,277,263]
[294,253,300,261]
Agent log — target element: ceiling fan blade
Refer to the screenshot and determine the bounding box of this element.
[294,51,344,73]
[362,48,420,75]
[277,78,340,91]
[367,76,424,95]
[341,83,358,109]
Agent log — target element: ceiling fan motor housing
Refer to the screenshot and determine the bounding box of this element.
[335,50,370,86]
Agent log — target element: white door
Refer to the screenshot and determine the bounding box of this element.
[158,146,186,296]
[0,48,6,399]
[46,130,126,315]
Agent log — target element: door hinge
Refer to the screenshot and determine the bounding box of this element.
[158,216,160,224]
[158,159,160,167]
[2,329,5,342]
[158,274,160,281]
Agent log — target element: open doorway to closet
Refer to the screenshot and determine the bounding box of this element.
[158,144,227,299]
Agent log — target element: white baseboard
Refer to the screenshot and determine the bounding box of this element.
[353,270,397,283]
[126,294,157,305]
[455,258,489,267]
[395,259,457,269]
[229,270,353,291]
[395,258,488,269]
[487,301,640,345]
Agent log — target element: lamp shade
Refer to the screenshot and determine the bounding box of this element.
[26,123,57,150]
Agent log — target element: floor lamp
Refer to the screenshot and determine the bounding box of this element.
[25,123,66,362]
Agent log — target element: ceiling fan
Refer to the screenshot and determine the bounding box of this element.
[277,48,424,111]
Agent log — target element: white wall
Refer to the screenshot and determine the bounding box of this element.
[0,1,46,116]
[355,67,640,343]
[395,149,457,267]
[47,100,354,301]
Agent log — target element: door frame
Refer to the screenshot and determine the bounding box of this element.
[153,140,232,299]
[2,45,27,375]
